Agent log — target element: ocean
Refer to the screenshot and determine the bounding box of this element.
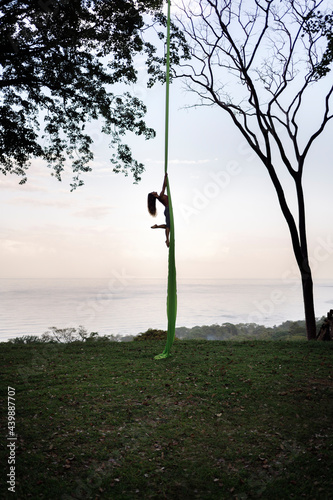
[1,278,332,342]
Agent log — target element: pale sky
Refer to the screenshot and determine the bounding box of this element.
[1,64,333,282]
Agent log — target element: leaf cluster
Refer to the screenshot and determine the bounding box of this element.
[0,0,169,188]
[304,9,333,79]
[133,327,180,342]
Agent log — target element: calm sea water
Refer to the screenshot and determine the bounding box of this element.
[1,278,332,342]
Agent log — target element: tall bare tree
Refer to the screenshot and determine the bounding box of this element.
[172,0,333,340]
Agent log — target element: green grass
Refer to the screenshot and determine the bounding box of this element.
[1,340,332,499]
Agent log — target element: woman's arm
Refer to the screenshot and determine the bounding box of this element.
[160,172,168,196]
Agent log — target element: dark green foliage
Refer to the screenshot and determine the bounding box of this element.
[7,318,327,345]
[134,328,170,341]
[0,0,171,188]
[175,319,324,341]
[304,10,333,78]
[8,326,135,343]
[8,334,51,344]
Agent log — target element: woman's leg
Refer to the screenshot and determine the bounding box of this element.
[165,227,170,247]
[151,224,170,247]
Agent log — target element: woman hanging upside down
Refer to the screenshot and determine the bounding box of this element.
[147,173,170,247]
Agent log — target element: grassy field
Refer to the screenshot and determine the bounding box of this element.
[1,339,332,499]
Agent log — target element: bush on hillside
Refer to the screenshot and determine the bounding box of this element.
[134,328,179,341]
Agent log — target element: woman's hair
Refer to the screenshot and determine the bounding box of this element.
[147,192,157,216]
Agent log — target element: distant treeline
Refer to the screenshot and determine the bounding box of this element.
[4,318,327,344]
[175,320,312,341]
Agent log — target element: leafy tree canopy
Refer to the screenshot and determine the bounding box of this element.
[304,9,333,79]
[0,0,187,189]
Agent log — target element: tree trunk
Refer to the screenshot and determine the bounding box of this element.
[265,165,317,340]
[295,177,317,341]
[301,273,317,340]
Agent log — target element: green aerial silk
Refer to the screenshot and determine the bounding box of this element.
[154,0,177,360]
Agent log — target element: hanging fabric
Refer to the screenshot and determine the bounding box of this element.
[154,0,177,360]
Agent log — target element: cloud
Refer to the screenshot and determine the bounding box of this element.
[0,178,47,193]
[170,158,213,165]
[0,238,56,257]
[144,157,217,166]
[73,206,114,220]
[6,197,72,209]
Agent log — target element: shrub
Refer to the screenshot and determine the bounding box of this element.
[134,328,172,341]
[9,335,46,344]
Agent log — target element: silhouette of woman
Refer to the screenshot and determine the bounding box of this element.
[147,173,170,247]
